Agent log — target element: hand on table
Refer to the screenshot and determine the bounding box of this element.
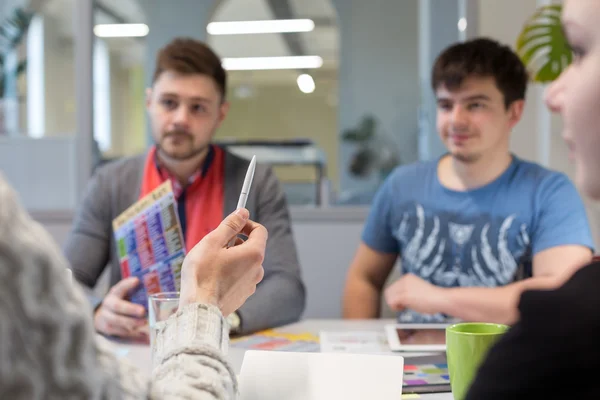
[94,277,148,340]
[384,273,446,315]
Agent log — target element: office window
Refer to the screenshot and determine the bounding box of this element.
[208,0,339,206]
[0,0,77,138]
[92,0,147,161]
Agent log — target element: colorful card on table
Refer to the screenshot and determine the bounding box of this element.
[402,354,451,394]
[231,329,321,352]
[112,180,186,307]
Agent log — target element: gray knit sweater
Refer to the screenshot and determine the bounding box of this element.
[0,173,236,399]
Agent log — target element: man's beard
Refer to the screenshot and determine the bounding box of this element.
[156,131,207,161]
[452,151,481,164]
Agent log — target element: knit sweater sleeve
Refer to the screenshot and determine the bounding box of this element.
[94,304,237,400]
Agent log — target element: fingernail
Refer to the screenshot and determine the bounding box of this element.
[235,208,249,219]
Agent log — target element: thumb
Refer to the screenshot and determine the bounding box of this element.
[110,277,140,298]
[210,208,250,246]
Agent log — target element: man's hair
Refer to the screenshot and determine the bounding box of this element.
[431,37,528,108]
[152,37,227,100]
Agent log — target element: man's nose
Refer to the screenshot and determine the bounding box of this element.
[450,105,469,127]
[172,105,191,127]
[545,69,567,114]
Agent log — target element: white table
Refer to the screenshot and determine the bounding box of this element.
[110,319,453,400]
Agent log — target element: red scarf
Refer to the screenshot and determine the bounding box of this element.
[139,145,224,252]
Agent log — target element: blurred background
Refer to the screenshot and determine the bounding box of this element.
[1,0,594,318]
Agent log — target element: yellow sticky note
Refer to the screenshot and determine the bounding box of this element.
[401,394,421,399]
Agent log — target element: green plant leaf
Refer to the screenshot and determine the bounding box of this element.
[342,129,367,142]
[516,4,571,83]
[16,60,26,75]
[0,8,34,51]
[342,116,377,142]
[0,7,34,98]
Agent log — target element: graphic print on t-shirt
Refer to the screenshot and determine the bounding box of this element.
[392,203,531,322]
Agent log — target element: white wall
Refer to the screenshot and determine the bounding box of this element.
[42,13,77,136]
[104,53,146,158]
[217,82,338,185]
[0,137,77,210]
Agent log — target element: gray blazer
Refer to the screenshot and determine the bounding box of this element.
[64,148,305,334]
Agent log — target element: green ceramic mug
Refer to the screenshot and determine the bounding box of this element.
[446,322,509,400]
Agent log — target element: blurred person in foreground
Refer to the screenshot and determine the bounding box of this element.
[0,171,264,399]
[467,0,600,398]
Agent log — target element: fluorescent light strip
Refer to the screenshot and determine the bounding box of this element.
[207,19,314,35]
[94,23,149,38]
[27,15,44,138]
[222,56,323,71]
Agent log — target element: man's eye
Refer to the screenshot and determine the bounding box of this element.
[161,99,177,109]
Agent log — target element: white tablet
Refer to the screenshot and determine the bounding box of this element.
[385,324,449,352]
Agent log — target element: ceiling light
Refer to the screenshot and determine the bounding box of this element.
[207,19,314,35]
[94,23,149,38]
[221,56,323,71]
[458,18,467,32]
[297,74,315,94]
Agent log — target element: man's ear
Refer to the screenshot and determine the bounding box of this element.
[145,87,153,111]
[507,99,525,128]
[217,101,230,126]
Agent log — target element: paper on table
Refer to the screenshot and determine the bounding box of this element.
[319,331,390,354]
[238,350,404,400]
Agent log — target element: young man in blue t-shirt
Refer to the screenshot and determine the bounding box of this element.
[342,38,594,325]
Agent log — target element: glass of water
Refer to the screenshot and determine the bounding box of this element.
[148,292,180,365]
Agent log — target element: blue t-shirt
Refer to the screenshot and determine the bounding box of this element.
[362,156,595,323]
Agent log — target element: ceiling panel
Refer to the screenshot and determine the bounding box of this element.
[97,0,146,23]
[303,28,338,61]
[211,0,275,22]
[289,0,337,19]
[208,0,289,58]
[209,33,291,58]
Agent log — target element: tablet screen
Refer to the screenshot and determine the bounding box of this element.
[395,328,446,345]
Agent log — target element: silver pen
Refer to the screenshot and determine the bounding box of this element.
[228,155,256,248]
